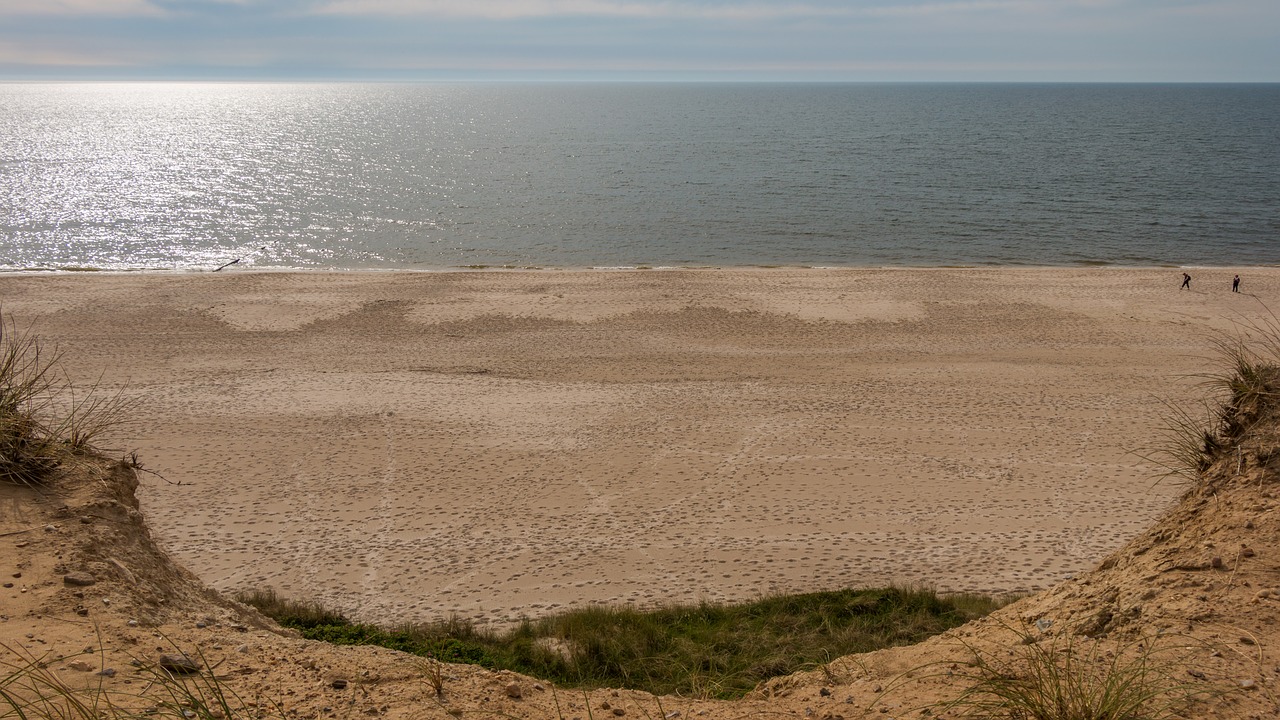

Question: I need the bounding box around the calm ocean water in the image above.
[1,82,1277,271]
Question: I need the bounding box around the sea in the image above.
[1,82,1277,271]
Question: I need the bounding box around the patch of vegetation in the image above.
[239,585,1004,699]
[0,312,132,486]
[1145,315,1280,486]
[0,639,278,720]
[236,588,499,665]
[933,623,1219,720]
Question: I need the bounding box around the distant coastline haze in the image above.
[0,1,1276,83]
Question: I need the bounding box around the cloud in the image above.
[304,0,1149,21]
[0,0,1274,81]
[302,0,1280,27]
[308,0,1040,20]
[7,0,1270,27]
[0,0,164,16]
[0,0,297,18]
[312,0,796,20]
[0,40,131,66]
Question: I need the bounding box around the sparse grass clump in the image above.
[0,640,275,720]
[0,311,132,486]
[240,585,1005,699]
[0,641,121,720]
[1148,315,1280,486]
[935,624,1217,720]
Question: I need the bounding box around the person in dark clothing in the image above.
[1181,273,1191,290]
[1233,275,1241,293]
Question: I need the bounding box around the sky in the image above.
[0,1,1277,82]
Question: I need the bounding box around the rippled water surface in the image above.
[2,82,1278,270]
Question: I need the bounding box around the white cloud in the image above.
[311,0,864,20]
[0,38,141,65]
[307,0,1119,21]
[0,0,1273,80]
[0,0,164,16]
[313,0,783,19]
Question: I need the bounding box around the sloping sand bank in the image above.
[2,267,1274,626]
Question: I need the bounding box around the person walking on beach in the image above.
[1181,273,1191,290]
[1233,275,1241,293]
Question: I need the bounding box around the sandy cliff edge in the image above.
[6,370,1280,719]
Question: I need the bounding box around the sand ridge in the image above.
[2,266,1275,627]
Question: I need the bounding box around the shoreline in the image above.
[3,267,1276,626]
[3,262,1278,277]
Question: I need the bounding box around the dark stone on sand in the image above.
[63,571,97,586]
[159,654,202,674]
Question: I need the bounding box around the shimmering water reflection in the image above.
[2,83,1278,270]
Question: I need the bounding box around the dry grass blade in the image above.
[1138,399,1222,486]
[50,375,138,451]
[0,641,121,720]
[1141,310,1280,488]
[414,655,448,698]
[935,623,1221,720]
[136,643,274,720]
[0,637,289,720]
[0,310,135,487]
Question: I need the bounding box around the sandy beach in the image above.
[2,266,1275,627]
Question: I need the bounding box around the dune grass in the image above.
[0,641,120,720]
[1144,315,1280,487]
[239,585,1004,699]
[0,640,278,720]
[932,623,1219,720]
[0,311,133,486]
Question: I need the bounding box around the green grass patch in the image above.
[239,586,1004,699]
